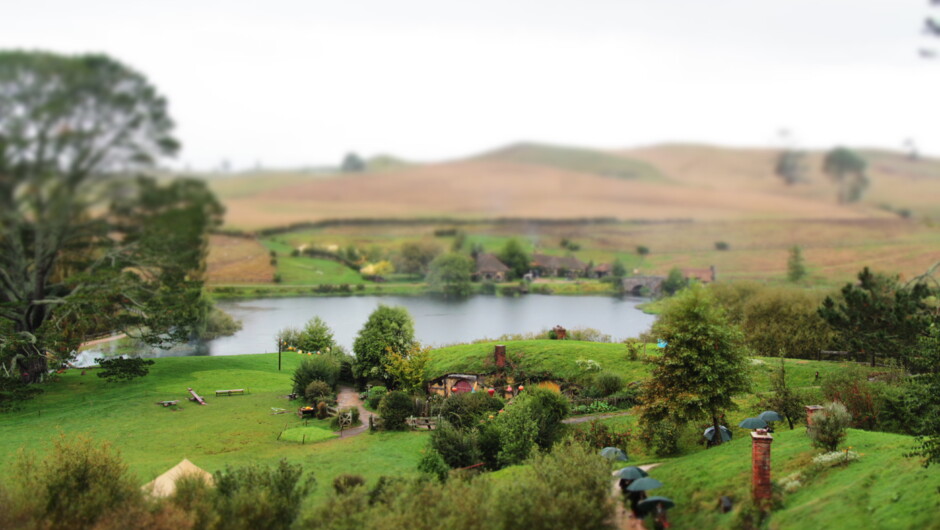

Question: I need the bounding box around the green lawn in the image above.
[0,354,426,501]
[648,428,940,529]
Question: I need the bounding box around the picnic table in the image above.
[156,400,179,407]
[215,389,245,397]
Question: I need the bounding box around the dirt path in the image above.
[563,411,632,424]
[80,333,126,348]
[610,463,662,530]
[332,385,373,437]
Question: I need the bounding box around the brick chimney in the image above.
[751,431,773,507]
[494,345,506,370]
[805,405,823,426]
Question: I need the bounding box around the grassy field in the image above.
[648,428,940,529]
[0,354,426,502]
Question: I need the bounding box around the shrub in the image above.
[305,380,332,403]
[479,281,497,295]
[572,419,632,451]
[592,372,623,397]
[292,355,341,395]
[213,459,315,530]
[417,448,450,482]
[638,414,684,456]
[353,305,415,383]
[200,306,243,340]
[507,388,569,450]
[0,376,43,411]
[296,316,335,353]
[316,401,330,420]
[808,402,852,452]
[822,366,880,430]
[812,450,860,468]
[378,390,414,430]
[95,356,155,382]
[332,474,366,495]
[636,245,650,256]
[715,241,730,251]
[366,386,387,409]
[438,391,503,430]
[427,422,481,469]
[273,274,282,283]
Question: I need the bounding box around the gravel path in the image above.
[332,385,373,437]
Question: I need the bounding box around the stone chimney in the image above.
[494,345,506,370]
[805,405,823,426]
[751,431,774,507]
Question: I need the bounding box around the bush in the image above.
[305,380,332,403]
[513,388,570,450]
[636,245,650,256]
[316,401,330,420]
[638,414,684,456]
[715,241,730,251]
[438,391,503,430]
[200,306,243,340]
[213,459,315,530]
[95,356,155,382]
[378,390,414,430]
[427,422,481,469]
[592,372,623,397]
[0,376,43,411]
[479,281,497,295]
[295,316,335,353]
[808,401,852,452]
[821,366,880,430]
[332,474,366,495]
[572,419,632,451]
[12,434,143,529]
[417,448,450,481]
[292,355,341,395]
[366,385,387,409]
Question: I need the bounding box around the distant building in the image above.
[531,253,588,278]
[475,253,510,281]
[590,263,613,279]
[683,265,717,283]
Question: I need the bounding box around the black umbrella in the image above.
[626,477,663,492]
[614,466,649,480]
[759,410,784,423]
[600,447,629,461]
[738,417,769,430]
[636,496,676,518]
[704,425,731,442]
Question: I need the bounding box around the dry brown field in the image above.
[205,235,274,284]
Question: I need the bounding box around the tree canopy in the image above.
[640,285,750,448]
[425,252,475,297]
[0,51,222,382]
[823,147,869,203]
[498,238,530,279]
[352,305,415,383]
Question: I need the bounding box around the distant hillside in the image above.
[475,142,666,182]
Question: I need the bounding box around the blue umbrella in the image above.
[614,466,649,480]
[759,411,784,423]
[600,447,629,461]
[704,425,731,442]
[739,417,769,430]
[627,477,663,492]
[636,496,676,518]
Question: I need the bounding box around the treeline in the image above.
[0,435,614,530]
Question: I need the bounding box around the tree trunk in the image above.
[23,354,48,384]
[712,414,723,447]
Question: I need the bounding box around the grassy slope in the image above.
[475,142,667,182]
[649,428,940,529]
[0,354,426,501]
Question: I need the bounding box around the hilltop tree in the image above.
[353,305,415,383]
[640,285,750,448]
[823,147,869,203]
[498,238,530,279]
[426,252,475,297]
[340,152,366,172]
[787,245,807,282]
[396,241,441,276]
[775,149,807,185]
[0,51,222,383]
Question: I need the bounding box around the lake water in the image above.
[76,295,656,363]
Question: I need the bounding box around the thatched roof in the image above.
[143,458,213,497]
[476,253,510,273]
[532,253,587,271]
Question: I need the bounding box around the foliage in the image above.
[498,238,530,279]
[212,459,315,530]
[571,419,632,451]
[340,152,366,172]
[640,284,750,447]
[292,355,341,394]
[200,306,243,340]
[332,474,366,494]
[572,400,616,414]
[714,241,730,251]
[427,422,481,469]
[636,245,650,256]
[787,245,808,282]
[353,305,416,383]
[438,391,503,430]
[366,385,387,409]
[378,390,414,431]
[0,376,43,411]
[575,358,602,372]
[637,414,684,456]
[425,252,475,297]
[10,434,143,530]
[330,407,361,429]
[661,267,688,296]
[493,404,539,467]
[592,372,624,397]
[775,149,807,185]
[508,388,570,450]
[395,241,441,276]
[819,267,935,371]
[294,316,336,353]
[808,402,852,452]
[756,358,805,429]
[0,51,223,383]
[416,447,451,481]
[304,380,332,403]
[710,281,835,359]
[611,258,627,279]
[823,147,869,203]
[813,449,861,468]
[821,366,881,430]
[95,356,156,382]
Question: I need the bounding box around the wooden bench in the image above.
[156,400,179,407]
[215,389,245,397]
[405,416,439,430]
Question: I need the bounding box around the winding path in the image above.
[332,385,373,437]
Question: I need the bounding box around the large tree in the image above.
[425,252,474,297]
[498,238,530,280]
[823,147,869,204]
[352,305,415,383]
[640,284,750,447]
[0,51,222,382]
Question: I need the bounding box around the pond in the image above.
[77,295,656,363]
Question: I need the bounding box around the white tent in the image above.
[143,458,213,497]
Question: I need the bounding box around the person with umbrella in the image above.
[637,496,675,529]
[626,476,663,518]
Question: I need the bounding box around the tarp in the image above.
[143,458,213,497]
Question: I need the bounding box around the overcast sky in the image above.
[3,0,939,169]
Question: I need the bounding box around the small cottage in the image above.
[475,253,510,282]
[428,373,483,397]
